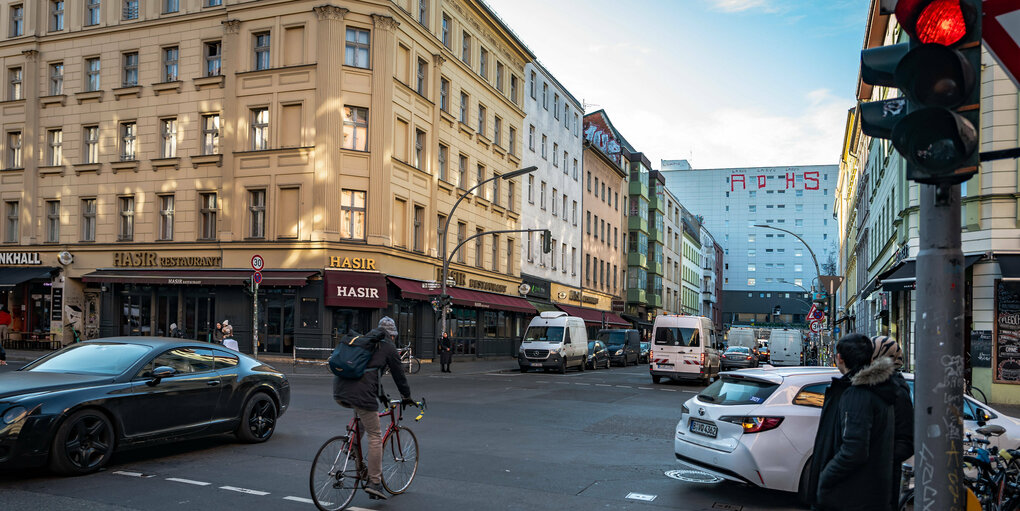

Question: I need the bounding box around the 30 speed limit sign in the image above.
[809,321,822,334]
[251,254,265,271]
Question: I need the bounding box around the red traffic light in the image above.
[896,0,974,46]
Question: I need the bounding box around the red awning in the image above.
[388,276,536,314]
[82,269,318,287]
[555,304,629,326]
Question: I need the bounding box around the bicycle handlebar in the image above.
[388,397,427,421]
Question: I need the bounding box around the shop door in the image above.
[120,293,152,336]
[184,296,216,342]
[262,295,294,354]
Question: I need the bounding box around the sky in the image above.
[484,0,871,169]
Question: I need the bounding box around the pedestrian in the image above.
[0,340,6,365]
[0,305,11,345]
[438,332,453,373]
[871,335,914,510]
[212,322,223,344]
[221,321,238,351]
[807,332,899,511]
[333,316,415,500]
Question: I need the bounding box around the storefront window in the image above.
[301,297,319,328]
[483,311,498,337]
[452,307,476,354]
[121,291,152,336]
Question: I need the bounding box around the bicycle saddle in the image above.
[976,425,1006,437]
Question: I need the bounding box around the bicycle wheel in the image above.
[409,358,421,375]
[968,384,988,405]
[309,436,362,511]
[381,426,419,494]
[898,488,913,511]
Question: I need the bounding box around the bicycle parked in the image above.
[383,347,421,375]
[309,398,426,511]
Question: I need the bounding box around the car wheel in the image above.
[652,375,661,384]
[50,409,115,475]
[559,360,567,374]
[797,457,812,505]
[579,358,585,372]
[605,358,611,369]
[520,367,528,373]
[235,392,277,443]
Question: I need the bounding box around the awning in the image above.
[880,255,983,291]
[324,270,387,308]
[388,276,537,314]
[0,267,57,287]
[622,313,652,329]
[528,300,560,313]
[999,254,1020,279]
[82,269,318,287]
[555,304,629,327]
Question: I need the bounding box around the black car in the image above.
[586,340,611,370]
[639,342,651,364]
[0,337,290,475]
[720,346,759,370]
[596,329,640,366]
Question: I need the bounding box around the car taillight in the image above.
[721,354,727,358]
[746,356,752,360]
[720,416,784,434]
[700,352,706,366]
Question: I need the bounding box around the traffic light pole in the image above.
[915,182,965,510]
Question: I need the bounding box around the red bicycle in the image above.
[309,398,426,511]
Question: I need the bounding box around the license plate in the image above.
[657,363,674,368]
[689,419,718,438]
[531,363,543,367]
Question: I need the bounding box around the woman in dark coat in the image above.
[439,332,453,373]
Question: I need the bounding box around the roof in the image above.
[82,337,210,348]
[721,365,839,384]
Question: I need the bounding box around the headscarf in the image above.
[870,335,903,369]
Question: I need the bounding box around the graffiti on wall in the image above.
[730,171,821,192]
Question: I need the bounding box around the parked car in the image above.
[639,342,651,364]
[720,346,758,370]
[586,340,611,370]
[518,311,589,373]
[597,329,640,366]
[673,367,1018,501]
[649,315,721,384]
[757,341,770,363]
[0,338,290,474]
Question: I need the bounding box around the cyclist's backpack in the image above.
[328,333,378,379]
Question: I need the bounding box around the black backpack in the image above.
[328,332,379,379]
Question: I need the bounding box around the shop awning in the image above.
[528,300,560,313]
[388,276,537,314]
[879,255,983,292]
[82,269,319,287]
[388,276,439,301]
[998,254,1020,280]
[0,267,57,287]
[555,304,629,327]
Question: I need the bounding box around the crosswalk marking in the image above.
[220,486,270,496]
[166,477,211,486]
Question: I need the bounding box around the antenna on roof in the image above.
[582,99,599,113]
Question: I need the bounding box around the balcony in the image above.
[648,227,664,244]
[627,288,647,304]
[627,252,648,268]
[628,216,647,233]
[649,194,665,212]
[647,260,663,276]
[628,179,648,197]
[646,293,662,308]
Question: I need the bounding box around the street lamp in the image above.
[439,166,538,339]
[753,224,821,291]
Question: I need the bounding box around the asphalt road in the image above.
[0,362,806,511]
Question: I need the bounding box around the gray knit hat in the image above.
[378,316,398,338]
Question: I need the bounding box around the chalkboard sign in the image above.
[972,330,992,368]
[994,280,1020,383]
[51,287,63,323]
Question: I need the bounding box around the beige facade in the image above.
[581,141,625,304]
[0,0,535,346]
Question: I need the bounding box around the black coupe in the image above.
[0,337,290,475]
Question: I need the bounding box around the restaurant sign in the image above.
[113,252,222,268]
[324,270,387,308]
[329,256,377,270]
[0,252,42,265]
[437,268,508,294]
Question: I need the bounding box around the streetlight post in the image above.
[753,224,821,291]
[439,166,537,339]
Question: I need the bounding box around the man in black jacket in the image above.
[333,316,414,500]
[807,333,899,511]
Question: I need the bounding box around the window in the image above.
[496,62,504,92]
[748,205,756,213]
[477,104,486,135]
[474,228,484,267]
[459,92,468,123]
[164,0,178,13]
[45,201,60,243]
[554,94,560,119]
[414,129,426,170]
[461,32,471,64]
[81,198,95,241]
[493,117,501,147]
[47,129,62,166]
[123,0,138,19]
[199,193,217,240]
[417,0,428,26]
[572,201,577,226]
[249,189,266,238]
[492,234,500,271]
[345,28,370,68]
[118,196,134,241]
[748,264,756,272]
[413,204,424,252]
[796,190,803,197]
[458,154,467,189]
[509,126,516,154]
[205,41,222,76]
[160,118,177,158]
[440,77,449,111]
[542,82,548,109]
[158,195,174,240]
[562,195,568,221]
[416,57,427,96]
[438,144,448,181]
[541,135,547,159]
[441,13,450,48]
[574,159,578,180]
[86,0,100,25]
[551,187,557,216]
[510,74,518,104]
[202,114,220,154]
[529,70,536,99]
[251,107,269,150]
[5,131,21,169]
[83,57,101,91]
[553,143,558,166]
[795,264,803,272]
[748,278,756,286]
[10,4,24,36]
[49,62,63,95]
[51,0,65,31]
[341,190,366,240]
[476,164,485,197]
[527,175,534,203]
[528,125,535,151]
[493,174,501,206]
[7,67,21,100]
[342,106,368,151]
[457,222,466,263]
[795,248,803,257]
[540,181,546,210]
[83,126,99,163]
[117,122,136,161]
[3,201,17,242]
[508,181,515,211]
[254,32,271,70]
[507,238,514,275]
[122,52,138,86]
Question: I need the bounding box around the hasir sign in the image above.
[324,270,387,308]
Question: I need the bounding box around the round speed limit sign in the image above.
[251,254,265,271]
[809,321,822,333]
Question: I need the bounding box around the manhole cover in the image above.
[665,469,724,484]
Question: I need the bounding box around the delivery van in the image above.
[768,328,803,366]
[726,327,757,350]
[649,315,721,384]
[518,311,589,373]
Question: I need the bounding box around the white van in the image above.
[768,328,803,366]
[726,327,757,350]
[518,311,589,373]
[649,315,721,384]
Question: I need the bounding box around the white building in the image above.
[701,226,719,321]
[519,61,583,299]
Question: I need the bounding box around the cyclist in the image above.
[333,316,413,500]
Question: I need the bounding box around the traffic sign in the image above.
[984,0,1020,90]
[809,321,822,334]
[811,309,824,321]
[253,271,263,285]
[251,254,265,271]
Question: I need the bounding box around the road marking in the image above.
[638,387,654,390]
[574,382,590,385]
[112,471,155,478]
[626,492,657,501]
[557,382,571,384]
[220,486,270,496]
[659,388,678,392]
[283,496,317,504]
[615,385,632,388]
[166,477,211,486]
[682,390,698,393]
[595,383,612,387]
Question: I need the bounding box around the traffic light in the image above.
[859,0,981,185]
[541,229,551,254]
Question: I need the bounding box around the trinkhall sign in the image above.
[0,252,42,265]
